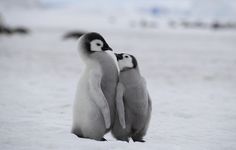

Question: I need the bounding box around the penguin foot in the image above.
[132,139,145,143]
[100,138,107,141]
[75,134,84,139]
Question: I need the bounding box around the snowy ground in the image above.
[1,26,236,149]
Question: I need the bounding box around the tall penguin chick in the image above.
[72,32,119,141]
[112,53,152,142]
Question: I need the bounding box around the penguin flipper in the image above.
[89,71,111,129]
[116,82,126,129]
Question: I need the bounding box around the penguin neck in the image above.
[119,67,142,87]
[86,52,119,75]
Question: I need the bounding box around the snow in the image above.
[1,27,236,149]
[1,1,236,149]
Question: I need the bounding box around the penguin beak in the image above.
[115,53,123,60]
[105,50,120,74]
[102,45,113,51]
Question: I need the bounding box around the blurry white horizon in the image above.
[1,0,236,31]
[1,0,236,19]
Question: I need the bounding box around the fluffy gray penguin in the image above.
[72,32,119,141]
[112,53,152,142]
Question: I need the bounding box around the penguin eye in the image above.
[96,43,101,46]
[124,55,129,58]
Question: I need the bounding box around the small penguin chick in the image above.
[112,53,152,142]
[72,32,119,141]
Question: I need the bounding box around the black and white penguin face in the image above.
[90,39,104,52]
[78,32,120,73]
[115,53,137,71]
[81,32,112,53]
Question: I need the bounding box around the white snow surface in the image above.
[1,10,236,150]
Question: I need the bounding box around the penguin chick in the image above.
[112,53,152,142]
[72,32,119,141]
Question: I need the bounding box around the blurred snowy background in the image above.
[0,0,236,150]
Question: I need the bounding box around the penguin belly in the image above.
[72,75,107,140]
[124,86,149,133]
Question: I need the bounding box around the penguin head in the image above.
[115,53,138,71]
[78,32,120,73]
[79,32,112,54]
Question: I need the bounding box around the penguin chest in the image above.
[124,86,149,116]
[75,79,99,114]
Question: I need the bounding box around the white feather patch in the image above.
[90,39,103,52]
